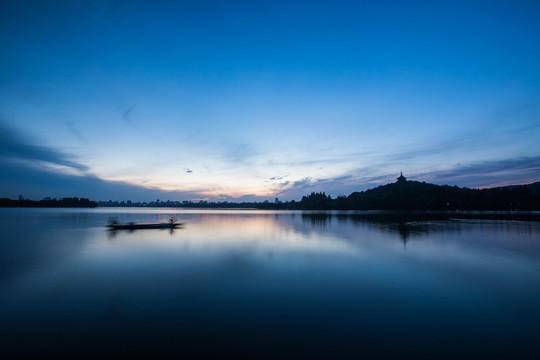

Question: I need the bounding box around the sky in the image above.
[1,0,540,202]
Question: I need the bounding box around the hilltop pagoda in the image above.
[396,172,407,183]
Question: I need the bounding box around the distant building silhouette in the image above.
[396,172,407,183]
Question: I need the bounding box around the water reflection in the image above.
[301,213,432,245]
[299,212,540,251]
[0,209,539,358]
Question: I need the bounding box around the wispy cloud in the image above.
[64,121,87,143]
[0,121,210,201]
[0,122,89,172]
[222,142,259,165]
[422,157,540,188]
[274,176,362,199]
[122,106,134,124]
[0,155,209,201]
[272,155,540,199]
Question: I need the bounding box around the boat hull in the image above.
[107,223,182,230]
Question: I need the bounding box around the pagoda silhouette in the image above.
[396,171,407,183]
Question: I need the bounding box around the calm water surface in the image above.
[1,208,539,358]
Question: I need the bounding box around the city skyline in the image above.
[1,0,540,202]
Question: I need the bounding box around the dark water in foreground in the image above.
[1,208,539,358]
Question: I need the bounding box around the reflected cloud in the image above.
[220,252,259,277]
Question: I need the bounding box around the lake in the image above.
[1,208,539,358]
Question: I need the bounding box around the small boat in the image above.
[107,218,182,230]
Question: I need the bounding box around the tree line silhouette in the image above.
[2,178,538,210]
[257,179,540,210]
[0,197,98,208]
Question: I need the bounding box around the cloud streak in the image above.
[0,121,207,201]
[273,156,540,200]
[0,123,89,172]
[422,157,540,188]
[0,156,210,202]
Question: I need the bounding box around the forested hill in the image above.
[261,180,540,211]
[519,181,540,197]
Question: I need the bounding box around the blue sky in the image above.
[1,0,540,201]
